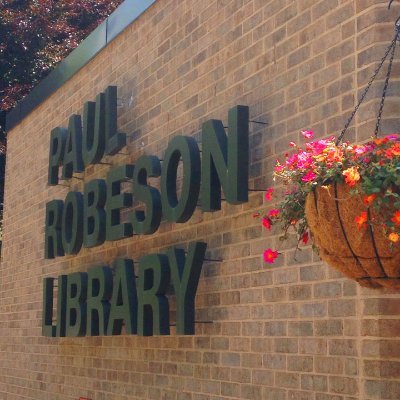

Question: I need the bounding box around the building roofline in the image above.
[6,0,157,132]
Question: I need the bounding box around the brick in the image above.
[275,338,299,354]
[262,387,288,400]
[301,374,328,392]
[313,282,342,298]
[329,340,358,356]
[288,322,314,337]
[315,357,343,375]
[344,358,359,376]
[252,369,274,385]
[241,384,263,400]
[221,352,240,367]
[364,380,400,399]
[275,372,300,389]
[299,302,327,318]
[300,265,326,281]
[328,299,356,317]
[263,354,286,370]
[231,367,251,383]
[361,319,400,338]
[264,321,287,336]
[299,338,327,355]
[329,376,358,395]
[242,353,263,368]
[315,320,343,336]
[287,355,313,372]
[263,287,287,302]
[363,360,400,379]
[289,285,312,301]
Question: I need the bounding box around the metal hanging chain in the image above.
[335,31,399,145]
[374,37,397,137]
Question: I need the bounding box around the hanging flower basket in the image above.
[261,132,400,289]
[305,183,400,289]
[260,14,400,289]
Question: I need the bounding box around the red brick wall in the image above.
[1,0,399,399]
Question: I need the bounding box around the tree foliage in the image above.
[0,0,123,215]
[0,0,123,112]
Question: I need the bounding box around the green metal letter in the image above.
[42,278,56,337]
[62,114,84,179]
[45,200,65,259]
[48,127,67,185]
[65,272,88,337]
[137,254,170,336]
[83,179,106,248]
[82,92,106,166]
[106,165,134,241]
[86,266,113,336]
[107,259,138,335]
[161,136,201,222]
[61,192,83,255]
[201,105,249,211]
[131,155,162,234]
[167,242,206,335]
[56,275,68,337]
[104,86,126,156]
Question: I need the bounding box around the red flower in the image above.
[301,231,309,244]
[363,194,376,206]
[262,217,272,230]
[265,188,274,201]
[355,212,368,229]
[263,249,279,264]
[391,211,400,226]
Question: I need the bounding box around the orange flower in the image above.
[326,148,343,163]
[355,212,368,229]
[363,194,376,206]
[374,137,389,146]
[390,143,400,156]
[343,166,360,187]
[391,211,400,226]
[388,232,399,243]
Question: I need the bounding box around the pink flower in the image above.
[265,188,274,201]
[286,153,299,169]
[269,209,280,218]
[306,138,333,155]
[301,171,317,182]
[274,163,284,173]
[301,130,314,139]
[385,134,398,141]
[262,217,272,230]
[297,151,313,169]
[263,249,279,264]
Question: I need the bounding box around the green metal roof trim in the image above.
[6,0,157,132]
